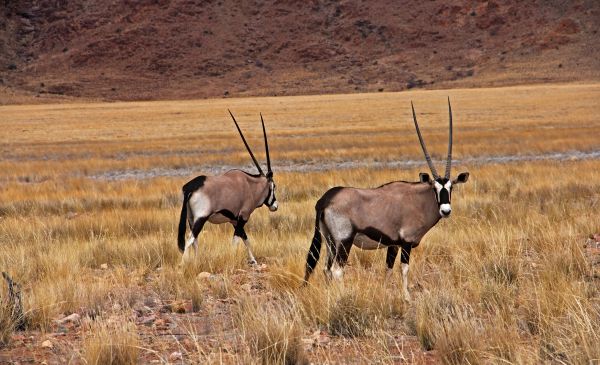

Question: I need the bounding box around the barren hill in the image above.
[1,0,599,102]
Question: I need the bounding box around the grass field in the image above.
[0,83,599,364]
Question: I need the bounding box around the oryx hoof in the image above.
[248,259,258,266]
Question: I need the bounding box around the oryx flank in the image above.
[178,111,278,264]
[303,98,469,300]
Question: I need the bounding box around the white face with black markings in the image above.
[433,179,453,218]
[421,172,469,218]
[266,180,278,211]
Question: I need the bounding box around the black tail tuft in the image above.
[304,212,323,282]
[177,191,190,253]
[178,176,206,253]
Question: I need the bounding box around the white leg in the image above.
[242,238,257,266]
[331,263,344,280]
[401,263,411,301]
[231,235,241,247]
[180,234,197,265]
[192,239,198,257]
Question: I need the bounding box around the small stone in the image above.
[139,314,156,326]
[257,263,268,272]
[317,334,330,345]
[197,272,212,280]
[171,301,187,313]
[155,318,167,327]
[169,351,183,361]
[55,313,80,325]
[41,339,53,349]
[100,263,108,270]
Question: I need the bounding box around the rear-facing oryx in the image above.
[178,111,278,264]
[304,99,469,300]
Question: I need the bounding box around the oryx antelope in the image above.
[178,111,278,264]
[303,99,469,300]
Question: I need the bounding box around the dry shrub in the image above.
[410,290,458,350]
[0,296,16,347]
[481,254,520,286]
[328,289,377,337]
[237,300,307,365]
[538,298,600,364]
[268,257,305,293]
[435,317,483,365]
[181,280,204,312]
[411,290,484,362]
[83,318,140,365]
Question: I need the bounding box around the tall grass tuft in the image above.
[237,299,308,365]
[83,318,140,365]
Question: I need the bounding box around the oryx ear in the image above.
[419,173,431,183]
[453,172,469,184]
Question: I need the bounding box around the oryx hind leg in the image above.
[181,216,207,264]
[323,211,354,280]
[331,239,353,280]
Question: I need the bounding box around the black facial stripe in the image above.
[439,188,450,205]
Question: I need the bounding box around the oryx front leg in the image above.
[400,244,412,301]
[385,246,399,281]
[233,219,257,266]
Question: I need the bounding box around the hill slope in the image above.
[1,0,599,101]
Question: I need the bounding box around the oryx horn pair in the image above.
[411,97,453,179]
[228,110,273,178]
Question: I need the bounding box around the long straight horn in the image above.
[260,113,272,176]
[228,110,264,175]
[411,101,439,179]
[445,97,453,179]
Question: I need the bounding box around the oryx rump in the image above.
[303,99,469,300]
[178,112,278,264]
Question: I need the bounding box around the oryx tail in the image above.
[178,176,206,252]
[304,188,341,281]
[304,212,323,281]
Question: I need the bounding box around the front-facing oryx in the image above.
[304,99,469,300]
[178,111,278,264]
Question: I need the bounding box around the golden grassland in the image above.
[0,83,599,364]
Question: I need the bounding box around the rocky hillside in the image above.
[1,0,599,101]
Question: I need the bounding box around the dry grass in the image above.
[237,299,308,365]
[0,84,599,363]
[82,318,140,365]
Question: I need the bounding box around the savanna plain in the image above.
[0,83,599,364]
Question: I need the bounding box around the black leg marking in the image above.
[335,238,354,268]
[233,218,248,240]
[386,246,399,270]
[192,217,208,238]
[400,243,412,264]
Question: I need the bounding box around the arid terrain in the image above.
[1,1,599,363]
[0,84,599,364]
[1,0,599,102]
